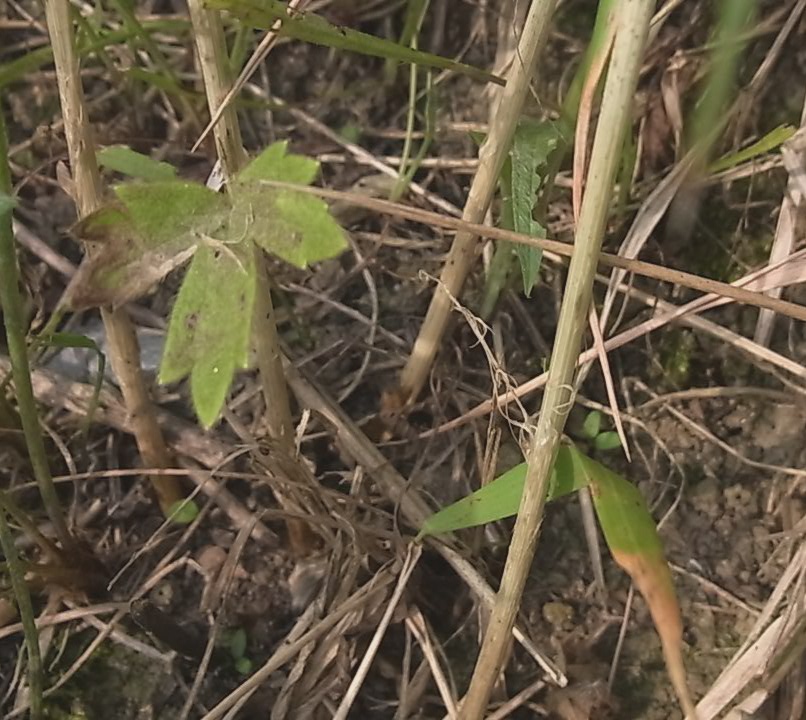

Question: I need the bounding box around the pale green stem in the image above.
[0,506,42,719]
[0,109,73,552]
[460,2,656,716]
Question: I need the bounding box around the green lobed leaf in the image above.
[98,145,177,181]
[237,140,318,184]
[231,142,347,268]
[160,243,256,428]
[232,185,347,268]
[510,120,562,296]
[208,0,504,87]
[68,181,228,309]
[114,181,227,246]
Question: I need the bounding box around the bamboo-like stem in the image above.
[0,110,74,552]
[43,0,182,515]
[397,0,558,404]
[460,2,656,717]
[0,507,42,719]
[186,0,312,555]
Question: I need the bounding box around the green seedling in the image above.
[66,142,346,427]
[222,627,254,675]
[579,409,622,452]
[419,442,695,718]
[166,498,200,525]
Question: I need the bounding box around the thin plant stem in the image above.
[0,110,73,552]
[397,0,559,404]
[43,0,182,515]
[186,0,314,555]
[460,2,656,717]
[186,0,294,450]
[0,507,42,719]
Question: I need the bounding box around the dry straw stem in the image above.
[187,0,295,452]
[187,0,315,554]
[258,181,806,324]
[397,0,559,404]
[42,0,181,514]
[460,2,661,718]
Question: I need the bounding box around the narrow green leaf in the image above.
[160,243,256,428]
[416,446,582,540]
[566,445,695,717]
[98,145,177,181]
[208,0,503,87]
[510,120,562,296]
[708,124,795,174]
[581,410,601,440]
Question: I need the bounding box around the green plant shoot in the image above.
[418,443,695,717]
[67,141,347,427]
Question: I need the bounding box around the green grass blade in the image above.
[416,446,582,539]
[208,0,504,86]
[708,123,795,174]
[566,445,696,718]
[0,21,188,88]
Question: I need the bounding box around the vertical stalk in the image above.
[186,0,312,554]
[0,507,42,719]
[43,0,182,515]
[460,2,656,717]
[186,0,294,450]
[0,109,73,551]
[397,0,558,404]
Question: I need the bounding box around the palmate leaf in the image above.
[67,181,228,309]
[68,142,347,426]
[208,0,503,87]
[418,443,695,716]
[160,243,256,428]
[231,141,347,268]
